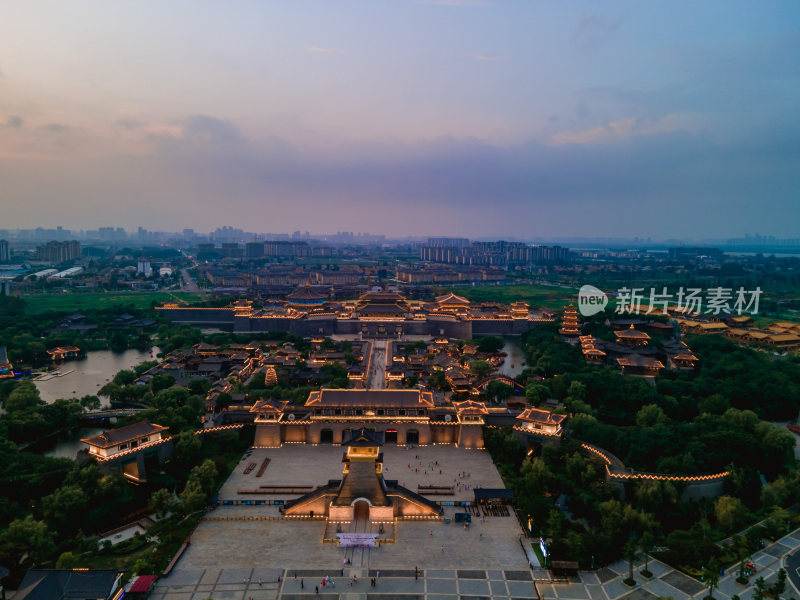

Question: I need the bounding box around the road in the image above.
[366,340,386,389]
[180,267,201,292]
[788,547,800,596]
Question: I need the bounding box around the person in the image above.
[301,579,304,589]
[315,585,319,594]
[376,570,380,579]
[322,578,326,588]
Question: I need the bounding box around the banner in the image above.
[336,533,378,547]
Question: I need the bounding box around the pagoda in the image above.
[558,303,581,338]
[0,346,13,380]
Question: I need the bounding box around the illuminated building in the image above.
[558,303,581,337]
[156,289,555,338]
[0,346,13,379]
[252,389,487,448]
[281,427,442,525]
[81,422,173,482]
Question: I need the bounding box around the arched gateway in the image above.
[282,427,442,524]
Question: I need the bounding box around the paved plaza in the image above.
[152,444,800,600]
[218,444,507,511]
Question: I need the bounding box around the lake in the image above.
[499,337,526,379]
[35,347,160,406]
[43,427,106,460]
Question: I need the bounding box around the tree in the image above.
[636,404,668,427]
[525,383,550,405]
[477,336,505,353]
[702,559,720,599]
[132,557,156,576]
[188,459,218,496]
[188,378,212,395]
[485,380,513,403]
[566,381,586,402]
[1,515,56,565]
[113,369,136,386]
[639,530,655,577]
[150,374,176,394]
[623,538,637,585]
[110,331,128,352]
[79,394,101,411]
[698,394,730,415]
[175,430,202,462]
[714,496,745,532]
[469,360,492,379]
[179,479,207,514]
[56,551,76,569]
[769,568,787,599]
[752,576,767,600]
[41,485,88,531]
[150,488,175,518]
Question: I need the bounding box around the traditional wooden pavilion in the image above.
[614,324,651,347]
[252,389,487,448]
[281,427,442,524]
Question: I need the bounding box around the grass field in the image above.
[438,283,577,308]
[21,291,204,314]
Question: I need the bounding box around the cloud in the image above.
[573,14,622,49]
[307,46,337,54]
[181,115,242,144]
[116,118,142,130]
[2,116,798,239]
[42,123,69,133]
[471,53,499,62]
[6,115,23,128]
[552,114,700,145]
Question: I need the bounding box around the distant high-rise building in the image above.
[221,242,243,259]
[668,247,723,260]
[245,242,265,259]
[35,240,81,263]
[137,258,152,277]
[426,237,470,249]
[0,239,9,263]
[420,241,568,266]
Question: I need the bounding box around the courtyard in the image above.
[151,443,535,598]
[150,444,800,600]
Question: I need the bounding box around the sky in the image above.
[1,1,799,239]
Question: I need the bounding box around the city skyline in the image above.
[1,1,799,238]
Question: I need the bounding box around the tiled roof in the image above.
[81,421,168,448]
[517,408,566,426]
[305,389,435,408]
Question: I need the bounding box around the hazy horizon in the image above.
[2,1,799,238]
